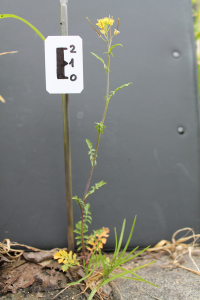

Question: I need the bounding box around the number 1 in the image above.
[69,58,74,67]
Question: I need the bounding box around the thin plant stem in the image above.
[80,38,111,256]
[83,40,110,201]
[85,250,93,265]
[80,210,85,256]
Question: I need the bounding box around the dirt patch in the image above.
[0,283,88,300]
[0,254,112,300]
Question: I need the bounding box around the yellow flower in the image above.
[107,15,114,26]
[96,16,114,34]
[114,29,120,35]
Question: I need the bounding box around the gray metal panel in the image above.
[0,0,199,249]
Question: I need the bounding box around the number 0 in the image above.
[70,74,77,81]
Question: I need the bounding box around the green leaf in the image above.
[95,122,106,134]
[88,218,156,291]
[90,52,107,71]
[110,44,123,52]
[96,181,106,189]
[86,242,102,275]
[113,217,137,265]
[116,219,126,257]
[75,221,82,230]
[87,288,98,300]
[119,274,158,287]
[83,259,86,273]
[62,264,70,272]
[72,196,82,202]
[104,51,113,57]
[67,268,94,285]
[72,196,78,200]
[104,44,122,58]
[107,82,133,103]
[117,216,137,261]
[76,240,82,245]
[86,139,97,166]
[116,246,139,266]
[195,31,200,41]
[85,220,92,225]
[98,249,106,277]
[101,262,156,286]
[84,203,90,212]
[83,203,92,231]
[73,196,84,209]
[86,139,93,150]
[117,246,151,267]
[117,261,157,285]
[113,227,118,260]
[85,181,106,200]
[0,14,45,41]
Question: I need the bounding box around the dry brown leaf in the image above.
[0,255,10,266]
[147,227,200,276]
[36,292,44,298]
[0,263,36,295]
[175,263,200,276]
[0,51,18,56]
[0,261,67,296]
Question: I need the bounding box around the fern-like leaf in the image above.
[83,203,92,225]
[87,228,109,252]
[72,196,85,210]
[85,181,107,200]
[86,139,97,166]
[74,204,93,250]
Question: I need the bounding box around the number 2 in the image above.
[70,45,76,53]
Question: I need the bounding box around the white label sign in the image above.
[44,36,83,94]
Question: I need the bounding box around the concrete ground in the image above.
[112,252,200,300]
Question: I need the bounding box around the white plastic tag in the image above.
[45,36,83,94]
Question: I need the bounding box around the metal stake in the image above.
[60,0,74,252]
